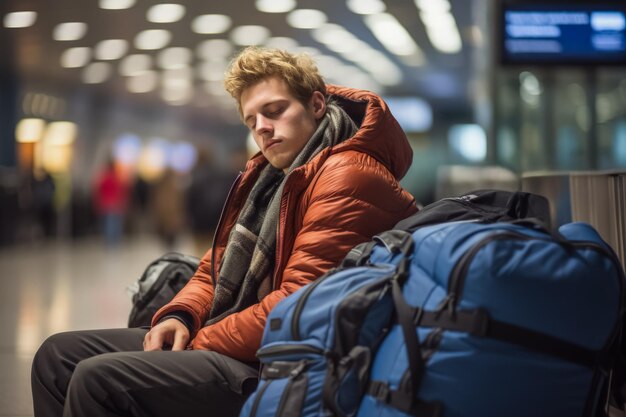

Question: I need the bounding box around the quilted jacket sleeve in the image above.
[189,152,417,361]
[151,250,215,332]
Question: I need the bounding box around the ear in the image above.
[310,91,326,120]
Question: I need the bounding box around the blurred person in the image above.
[186,147,233,255]
[93,158,129,246]
[32,169,56,238]
[151,168,186,249]
[31,46,419,417]
[127,173,151,236]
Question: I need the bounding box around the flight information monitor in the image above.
[499,2,626,65]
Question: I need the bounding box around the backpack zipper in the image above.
[291,264,394,341]
[442,229,623,315]
[291,267,339,341]
[256,344,324,359]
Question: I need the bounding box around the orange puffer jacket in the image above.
[152,85,419,362]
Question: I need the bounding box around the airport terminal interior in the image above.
[0,0,625,415]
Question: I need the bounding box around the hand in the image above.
[143,318,190,351]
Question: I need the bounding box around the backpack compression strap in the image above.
[414,307,605,370]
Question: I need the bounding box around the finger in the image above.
[171,330,188,351]
[144,330,164,351]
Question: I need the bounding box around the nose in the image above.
[254,114,273,136]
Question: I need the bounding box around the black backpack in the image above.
[394,189,552,232]
[127,252,200,328]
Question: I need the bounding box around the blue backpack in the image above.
[357,221,624,417]
[239,192,625,417]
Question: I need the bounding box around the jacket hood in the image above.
[327,84,413,180]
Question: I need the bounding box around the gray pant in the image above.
[31,328,258,417]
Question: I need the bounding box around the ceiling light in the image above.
[161,87,193,105]
[196,39,233,61]
[127,71,158,93]
[256,0,296,13]
[53,22,87,41]
[95,39,128,60]
[363,13,425,61]
[205,81,228,96]
[158,47,192,70]
[325,38,366,53]
[295,46,321,56]
[147,3,185,23]
[287,9,327,29]
[415,0,450,14]
[43,122,78,146]
[420,11,462,53]
[197,61,227,82]
[60,47,92,68]
[99,0,136,10]
[312,24,356,45]
[135,29,171,50]
[230,25,271,45]
[119,54,152,76]
[15,118,46,143]
[191,14,232,34]
[346,0,386,15]
[162,68,193,90]
[82,62,111,84]
[3,11,37,28]
[265,37,299,51]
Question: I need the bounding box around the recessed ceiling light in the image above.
[415,0,450,13]
[157,47,192,70]
[15,118,46,143]
[135,29,171,50]
[53,22,88,41]
[161,87,193,105]
[82,62,112,84]
[99,0,136,10]
[95,39,128,60]
[197,61,227,81]
[196,39,233,61]
[162,68,193,90]
[346,0,386,15]
[119,54,152,76]
[60,47,92,68]
[255,0,296,13]
[265,37,299,51]
[312,24,356,45]
[230,25,271,46]
[363,13,425,60]
[191,14,232,34]
[3,11,37,28]
[147,4,185,23]
[44,122,78,146]
[205,81,228,96]
[127,71,158,93]
[287,9,327,29]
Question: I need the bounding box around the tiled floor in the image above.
[0,235,196,417]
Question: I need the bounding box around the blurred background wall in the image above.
[0,0,625,253]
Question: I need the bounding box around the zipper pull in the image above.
[289,361,307,378]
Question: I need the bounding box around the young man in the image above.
[31,46,418,417]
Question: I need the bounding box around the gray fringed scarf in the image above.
[206,100,358,325]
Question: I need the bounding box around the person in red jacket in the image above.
[31,46,418,417]
[94,158,129,246]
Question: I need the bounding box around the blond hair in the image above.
[224,46,326,115]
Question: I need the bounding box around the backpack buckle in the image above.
[369,381,390,402]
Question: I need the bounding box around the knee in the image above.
[70,353,121,395]
[32,332,72,376]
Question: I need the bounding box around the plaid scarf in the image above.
[206,100,358,325]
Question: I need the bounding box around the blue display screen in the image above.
[500,3,626,65]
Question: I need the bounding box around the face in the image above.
[240,76,326,173]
